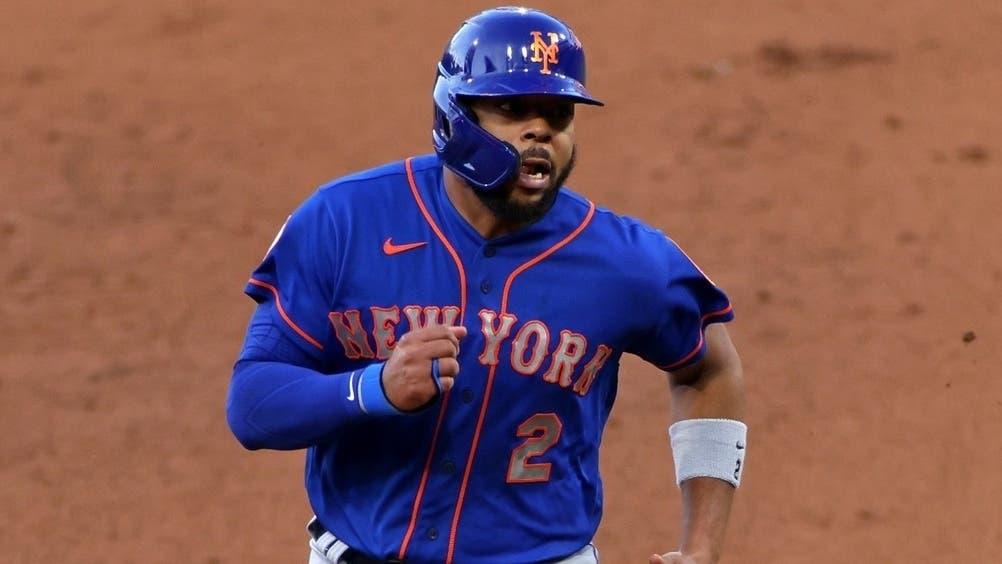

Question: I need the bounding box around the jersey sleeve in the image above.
[628,237,734,371]
[244,190,338,362]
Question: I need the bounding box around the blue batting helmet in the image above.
[432,7,603,191]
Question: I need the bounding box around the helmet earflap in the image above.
[433,76,521,191]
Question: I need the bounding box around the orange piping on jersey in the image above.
[398,157,469,560]
[659,304,734,371]
[403,157,468,325]
[398,392,452,559]
[498,201,595,314]
[445,200,596,564]
[247,278,324,350]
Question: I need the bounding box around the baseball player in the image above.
[226,7,746,564]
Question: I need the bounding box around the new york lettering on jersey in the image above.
[241,155,732,562]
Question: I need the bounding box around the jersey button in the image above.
[426,527,439,540]
[483,246,496,257]
[441,460,456,475]
[480,280,491,294]
[460,388,474,404]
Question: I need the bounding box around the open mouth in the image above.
[517,157,552,189]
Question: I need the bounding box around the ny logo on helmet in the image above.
[529,31,560,74]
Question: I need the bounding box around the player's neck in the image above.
[443,170,523,239]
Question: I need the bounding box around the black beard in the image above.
[474,147,577,226]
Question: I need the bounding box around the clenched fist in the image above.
[381,325,467,411]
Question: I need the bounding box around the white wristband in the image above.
[669,418,747,487]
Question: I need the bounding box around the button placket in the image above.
[460,387,474,404]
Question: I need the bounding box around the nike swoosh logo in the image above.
[347,371,356,401]
[383,238,427,255]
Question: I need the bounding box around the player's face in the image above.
[468,95,577,224]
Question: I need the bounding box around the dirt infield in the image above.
[3,1,1000,562]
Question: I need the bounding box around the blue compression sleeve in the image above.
[226,360,370,450]
[226,306,398,450]
[227,303,439,449]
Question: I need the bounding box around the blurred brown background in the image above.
[2,1,1000,562]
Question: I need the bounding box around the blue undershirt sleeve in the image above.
[225,306,373,451]
[226,360,368,450]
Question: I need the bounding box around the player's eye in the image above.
[496,100,527,117]
[549,104,574,121]
[494,99,573,125]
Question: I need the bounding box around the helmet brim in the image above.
[451,71,604,106]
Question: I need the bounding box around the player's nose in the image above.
[520,115,553,144]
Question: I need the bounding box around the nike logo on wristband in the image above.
[347,371,357,401]
[383,238,427,255]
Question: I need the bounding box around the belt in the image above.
[307,517,403,564]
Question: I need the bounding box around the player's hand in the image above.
[649,551,703,564]
[381,324,467,411]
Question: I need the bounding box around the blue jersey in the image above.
[229,155,733,563]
